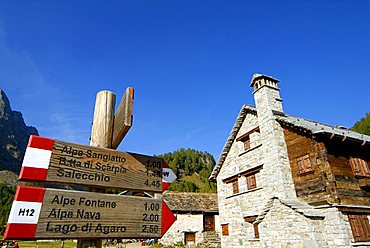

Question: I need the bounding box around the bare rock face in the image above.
[0,89,39,172]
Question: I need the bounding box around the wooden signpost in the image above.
[4,186,176,240]
[19,135,163,193]
[4,89,176,244]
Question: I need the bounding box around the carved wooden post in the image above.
[77,90,116,248]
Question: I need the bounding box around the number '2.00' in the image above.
[143,213,159,222]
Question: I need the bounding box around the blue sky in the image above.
[0,1,369,159]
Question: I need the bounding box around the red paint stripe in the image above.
[162,182,171,192]
[162,159,169,168]
[28,135,54,151]
[4,223,37,239]
[14,186,46,202]
[161,200,176,237]
[19,167,48,181]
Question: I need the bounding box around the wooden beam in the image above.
[112,87,134,149]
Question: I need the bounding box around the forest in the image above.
[157,148,217,193]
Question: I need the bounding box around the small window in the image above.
[223,176,240,195]
[236,127,259,152]
[221,224,229,236]
[243,138,251,150]
[184,232,196,245]
[348,214,370,242]
[232,180,239,194]
[296,154,313,175]
[247,174,257,190]
[349,157,370,177]
[244,216,259,239]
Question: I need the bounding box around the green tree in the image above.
[352,112,370,135]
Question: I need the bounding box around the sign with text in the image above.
[162,161,177,191]
[4,186,175,239]
[19,135,163,193]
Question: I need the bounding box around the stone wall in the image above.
[160,213,220,247]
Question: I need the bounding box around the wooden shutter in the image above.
[232,180,239,194]
[296,154,313,175]
[244,139,251,150]
[253,223,260,239]
[348,214,370,242]
[350,158,370,177]
[221,224,229,236]
[247,174,257,190]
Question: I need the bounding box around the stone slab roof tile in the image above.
[163,191,218,212]
[276,115,370,143]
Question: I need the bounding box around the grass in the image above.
[18,240,77,248]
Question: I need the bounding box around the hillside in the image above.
[157,148,217,193]
[352,112,370,135]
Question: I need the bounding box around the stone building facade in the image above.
[160,192,221,247]
[209,74,370,248]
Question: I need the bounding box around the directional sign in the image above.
[4,186,175,240]
[19,135,163,193]
[112,87,134,149]
[162,161,177,191]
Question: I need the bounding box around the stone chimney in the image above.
[250,74,283,113]
[250,74,296,199]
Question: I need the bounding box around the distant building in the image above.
[209,74,370,248]
[160,191,221,247]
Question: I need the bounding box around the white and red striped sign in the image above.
[4,186,45,239]
[162,160,177,191]
[5,186,175,240]
[19,135,164,193]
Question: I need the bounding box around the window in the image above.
[244,216,259,239]
[246,174,257,190]
[296,154,313,175]
[184,232,196,245]
[236,127,260,152]
[349,157,370,177]
[232,180,239,194]
[221,224,229,236]
[204,215,215,232]
[348,214,370,242]
[223,175,239,195]
[243,137,251,150]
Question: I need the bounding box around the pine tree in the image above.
[352,112,370,135]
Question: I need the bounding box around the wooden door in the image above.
[204,214,215,231]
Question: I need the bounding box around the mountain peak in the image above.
[0,88,12,117]
[0,88,39,172]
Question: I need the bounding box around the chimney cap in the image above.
[250,73,280,87]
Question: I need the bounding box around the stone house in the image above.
[209,74,370,248]
[160,191,221,247]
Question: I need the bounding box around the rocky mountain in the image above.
[0,89,38,172]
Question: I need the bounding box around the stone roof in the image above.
[209,104,370,181]
[253,197,325,225]
[275,115,370,144]
[163,191,218,213]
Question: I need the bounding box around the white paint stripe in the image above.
[7,201,42,224]
[162,168,176,183]
[22,147,52,169]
